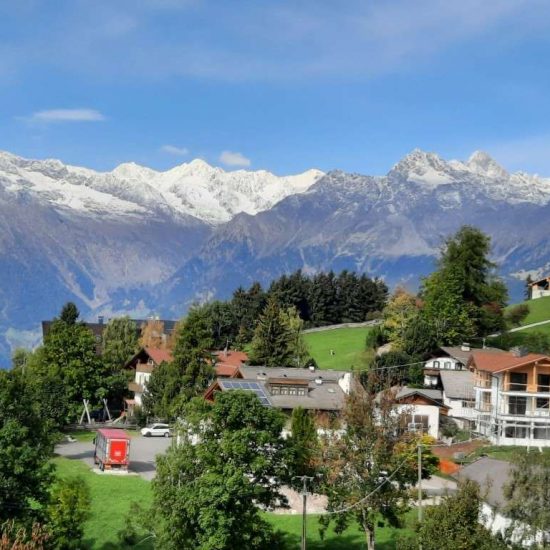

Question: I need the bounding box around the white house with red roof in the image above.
[126,347,174,410]
[469,348,550,446]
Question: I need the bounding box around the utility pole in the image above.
[294,475,314,550]
[417,443,423,523]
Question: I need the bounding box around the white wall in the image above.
[133,371,151,407]
[531,288,550,299]
[443,395,476,420]
[395,403,440,439]
[481,502,546,547]
[424,357,463,370]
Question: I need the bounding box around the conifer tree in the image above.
[249,298,293,367]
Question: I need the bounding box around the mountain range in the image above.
[1,148,549,365]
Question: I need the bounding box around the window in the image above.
[504,422,529,439]
[280,386,289,395]
[270,386,280,395]
[297,388,306,396]
[533,423,550,439]
[289,387,297,396]
[444,361,451,369]
[508,396,527,415]
[462,400,475,408]
[536,397,549,411]
[404,414,429,432]
[433,361,440,369]
[538,374,550,393]
[509,372,528,391]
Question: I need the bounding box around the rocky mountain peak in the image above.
[467,150,509,179]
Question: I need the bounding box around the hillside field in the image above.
[53,456,411,549]
[508,295,550,326]
[303,326,371,370]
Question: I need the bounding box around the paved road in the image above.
[55,435,172,481]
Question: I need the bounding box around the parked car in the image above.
[141,423,171,437]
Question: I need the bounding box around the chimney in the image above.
[308,365,316,372]
[511,346,528,358]
[461,343,471,352]
[98,315,104,325]
[315,376,323,385]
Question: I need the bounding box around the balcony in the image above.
[502,381,550,393]
[128,381,144,393]
[475,403,493,413]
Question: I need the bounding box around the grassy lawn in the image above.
[53,455,413,549]
[466,445,550,463]
[61,429,141,443]
[52,456,153,549]
[304,327,372,370]
[267,512,414,549]
[507,295,550,326]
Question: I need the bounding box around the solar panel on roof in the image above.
[219,379,272,406]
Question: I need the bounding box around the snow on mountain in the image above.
[3,147,550,367]
[0,151,324,224]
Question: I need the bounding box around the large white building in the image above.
[470,349,550,447]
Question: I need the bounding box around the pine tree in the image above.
[249,298,293,367]
[59,302,80,325]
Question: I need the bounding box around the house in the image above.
[456,457,547,545]
[125,347,174,411]
[469,348,550,446]
[391,387,449,439]
[423,345,504,388]
[528,275,550,299]
[204,366,352,430]
[212,350,248,378]
[439,370,476,428]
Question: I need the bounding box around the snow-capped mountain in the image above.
[0,151,324,224]
[1,148,550,366]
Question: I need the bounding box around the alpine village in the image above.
[1,225,549,550]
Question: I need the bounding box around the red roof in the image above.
[470,350,550,373]
[213,350,248,367]
[145,347,173,365]
[215,364,240,377]
[97,428,130,440]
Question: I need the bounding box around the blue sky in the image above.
[2,0,550,176]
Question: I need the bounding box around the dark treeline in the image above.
[200,269,388,348]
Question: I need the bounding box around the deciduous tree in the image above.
[504,451,550,546]
[319,374,419,550]
[47,477,91,550]
[152,392,287,549]
[400,480,505,550]
[0,370,54,523]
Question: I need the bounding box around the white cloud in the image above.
[219,150,251,167]
[27,108,106,123]
[160,144,189,156]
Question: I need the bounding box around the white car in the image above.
[141,423,171,438]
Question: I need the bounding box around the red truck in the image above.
[93,429,131,471]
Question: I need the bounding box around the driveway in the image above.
[55,435,172,481]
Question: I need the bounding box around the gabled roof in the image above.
[238,366,347,382]
[145,347,173,365]
[394,387,448,408]
[204,368,349,412]
[125,347,173,369]
[213,350,248,367]
[440,370,474,400]
[215,364,240,377]
[438,346,504,365]
[455,457,512,508]
[469,350,550,373]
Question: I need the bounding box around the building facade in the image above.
[470,349,550,447]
